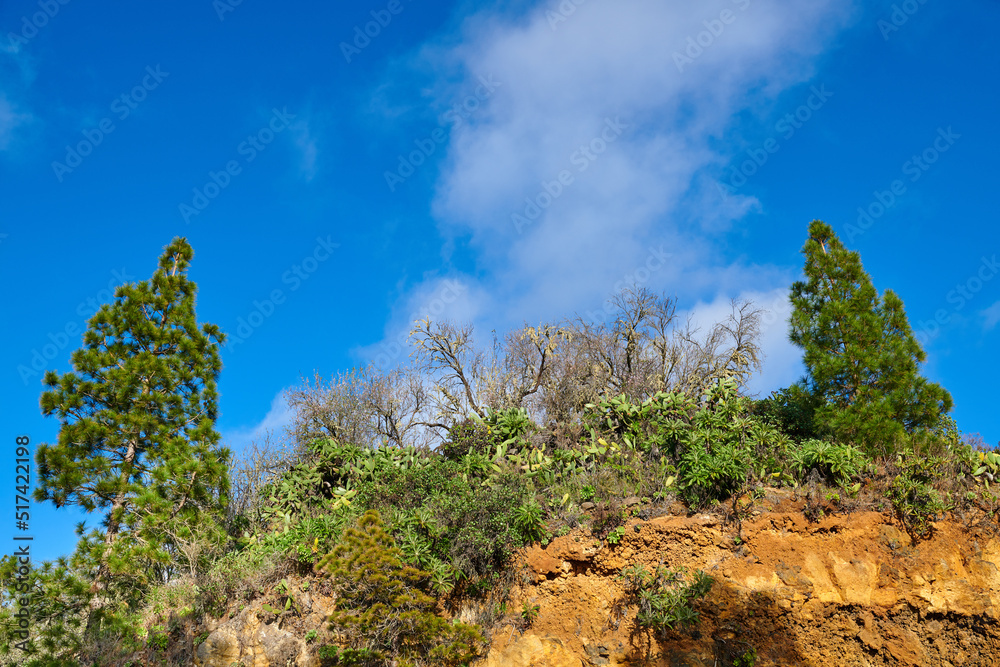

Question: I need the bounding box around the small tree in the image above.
[318,510,483,667]
[34,237,230,625]
[789,221,953,455]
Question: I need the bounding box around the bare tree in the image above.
[282,295,763,452]
[556,287,763,410]
[284,364,441,451]
[409,319,488,420]
[227,431,295,531]
[363,366,437,448]
[285,370,379,449]
[408,319,568,425]
[569,287,677,399]
[667,299,763,396]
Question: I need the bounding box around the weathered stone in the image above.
[858,627,883,650]
[484,635,582,667]
[526,544,564,581]
[885,627,927,666]
[194,607,316,667]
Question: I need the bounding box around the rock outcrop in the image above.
[194,591,333,667]
[190,497,1000,666]
[497,505,1000,666]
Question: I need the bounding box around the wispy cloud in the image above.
[0,94,32,151]
[291,119,318,182]
[982,300,1000,332]
[359,0,854,391]
[220,391,294,455]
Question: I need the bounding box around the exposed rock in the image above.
[194,605,319,667]
[477,512,1000,666]
[483,634,582,667]
[188,511,1000,667]
[526,544,565,582]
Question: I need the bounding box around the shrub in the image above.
[519,602,540,628]
[888,454,947,538]
[590,501,626,540]
[360,461,531,590]
[749,385,821,441]
[430,474,531,585]
[317,510,484,667]
[617,565,713,635]
[442,420,495,462]
[0,556,89,664]
[677,437,751,506]
[197,543,291,617]
[606,526,626,546]
[483,408,534,446]
[789,439,868,487]
[512,501,546,544]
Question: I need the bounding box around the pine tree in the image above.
[789,220,953,455]
[34,237,230,624]
[318,510,483,667]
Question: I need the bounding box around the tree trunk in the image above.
[85,440,137,633]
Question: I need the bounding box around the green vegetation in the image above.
[317,510,482,667]
[2,224,996,666]
[733,646,759,667]
[790,220,953,456]
[519,602,540,628]
[617,564,714,633]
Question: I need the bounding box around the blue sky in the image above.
[2,0,997,562]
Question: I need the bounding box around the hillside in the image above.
[181,493,1000,667]
[4,226,999,667]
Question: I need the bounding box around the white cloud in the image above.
[361,0,852,378]
[0,94,32,151]
[221,391,294,455]
[291,120,318,182]
[982,300,1000,332]
[352,275,490,369]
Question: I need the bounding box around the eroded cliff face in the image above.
[492,500,1000,667]
[193,493,1000,667]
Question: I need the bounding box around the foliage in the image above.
[789,220,953,455]
[519,602,540,628]
[512,501,547,544]
[888,453,947,538]
[750,384,822,441]
[442,420,495,462]
[195,538,291,618]
[618,564,714,634]
[32,237,230,644]
[789,439,869,487]
[17,249,995,661]
[482,407,534,447]
[968,448,1000,489]
[0,555,90,664]
[240,438,440,565]
[377,464,532,591]
[317,510,484,667]
[674,382,760,504]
